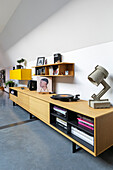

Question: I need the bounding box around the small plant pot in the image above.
[9,83,15,87]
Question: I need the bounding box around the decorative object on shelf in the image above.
[36,57,45,66]
[53,66,59,75]
[17,58,25,69]
[51,94,80,102]
[27,80,37,91]
[37,77,52,93]
[88,65,111,109]
[49,66,53,75]
[45,59,47,65]
[5,80,15,87]
[54,53,62,63]
[65,70,69,75]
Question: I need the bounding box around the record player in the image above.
[51,94,80,102]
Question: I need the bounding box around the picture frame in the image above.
[37,77,52,93]
[54,53,62,63]
[36,57,45,66]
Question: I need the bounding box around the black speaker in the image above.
[27,80,37,91]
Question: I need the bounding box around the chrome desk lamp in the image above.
[88,65,111,109]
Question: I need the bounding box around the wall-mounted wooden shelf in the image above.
[32,62,74,77]
[10,69,32,80]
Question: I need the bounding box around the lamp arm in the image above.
[91,80,111,101]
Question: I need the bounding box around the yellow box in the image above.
[10,69,32,80]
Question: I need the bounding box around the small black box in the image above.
[27,80,37,91]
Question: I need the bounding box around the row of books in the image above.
[49,66,59,75]
[77,114,94,131]
[56,117,94,146]
[56,117,67,129]
[71,126,94,146]
[55,116,94,146]
[53,106,67,117]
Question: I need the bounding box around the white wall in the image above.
[26,41,113,104]
[55,42,113,104]
[1,0,113,68]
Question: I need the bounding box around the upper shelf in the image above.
[32,62,74,77]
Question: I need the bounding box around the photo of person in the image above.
[37,77,52,93]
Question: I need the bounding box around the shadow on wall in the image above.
[0,0,70,51]
[108,75,113,96]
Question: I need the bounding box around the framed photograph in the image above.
[54,53,62,63]
[36,57,45,66]
[37,77,52,93]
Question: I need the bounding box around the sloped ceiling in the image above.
[0,0,70,68]
[0,0,22,68]
[0,0,22,33]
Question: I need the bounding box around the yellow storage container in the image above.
[10,69,32,80]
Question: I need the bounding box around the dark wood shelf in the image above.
[33,62,74,77]
[50,112,67,121]
[51,123,67,135]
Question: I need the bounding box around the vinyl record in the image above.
[51,94,80,102]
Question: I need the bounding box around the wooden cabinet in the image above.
[18,92,30,111]
[29,97,49,124]
[32,62,74,77]
[10,69,31,80]
[9,87,113,157]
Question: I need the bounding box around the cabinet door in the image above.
[10,70,21,80]
[10,94,18,103]
[29,96,49,124]
[18,92,30,111]
[10,69,31,80]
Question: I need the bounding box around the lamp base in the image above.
[89,99,111,109]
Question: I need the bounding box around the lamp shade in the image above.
[88,65,109,86]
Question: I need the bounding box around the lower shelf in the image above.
[51,123,94,152]
[52,123,68,134]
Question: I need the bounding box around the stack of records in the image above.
[71,126,94,146]
[53,106,67,117]
[56,117,67,129]
[77,114,94,131]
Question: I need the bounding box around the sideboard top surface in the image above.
[10,87,113,118]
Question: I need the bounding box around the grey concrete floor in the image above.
[0,92,113,170]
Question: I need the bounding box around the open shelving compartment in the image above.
[32,62,74,77]
[50,103,94,152]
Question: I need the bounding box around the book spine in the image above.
[77,118,94,127]
[78,122,94,130]
[56,117,67,126]
[71,127,93,140]
[53,107,67,115]
[71,129,94,146]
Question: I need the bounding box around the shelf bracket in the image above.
[72,142,81,153]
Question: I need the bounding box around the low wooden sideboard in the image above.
[9,87,113,157]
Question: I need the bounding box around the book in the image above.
[77,114,94,123]
[49,66,53,75]
[78,122,94,130]
[77,118,94,127]
[56,117,67,127]
[71,127,94,146]
[53,106,67,116]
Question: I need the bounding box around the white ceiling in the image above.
[0,0,22,33]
